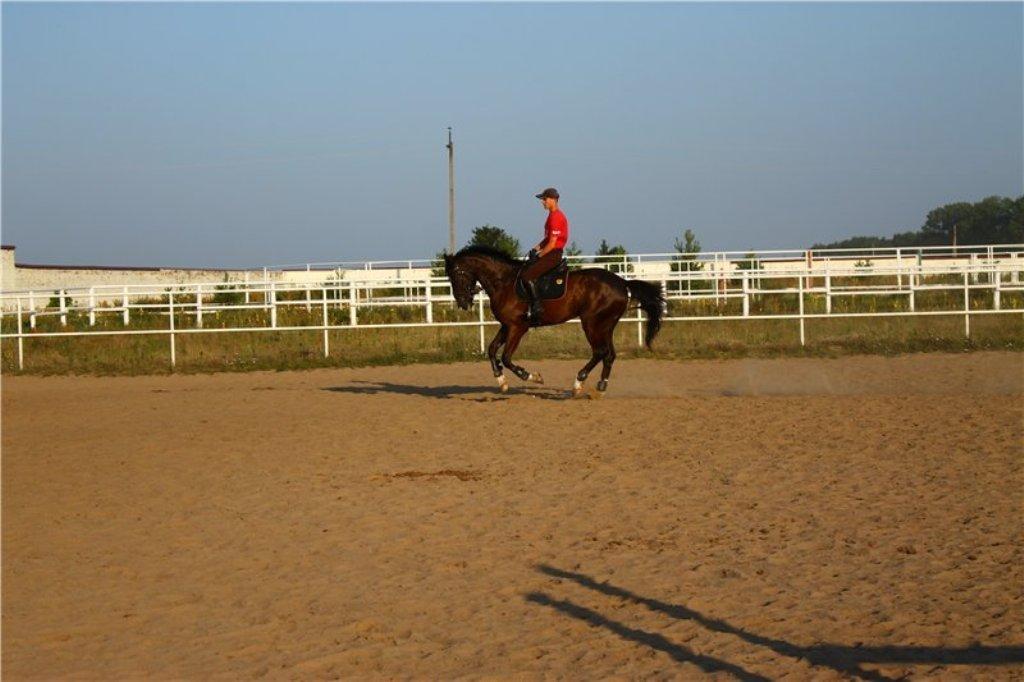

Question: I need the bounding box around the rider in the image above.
[522,187,569,323]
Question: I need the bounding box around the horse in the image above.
[444,245,665,396]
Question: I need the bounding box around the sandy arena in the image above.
[3,352,1022,679]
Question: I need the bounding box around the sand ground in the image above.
[2,352,1023,680]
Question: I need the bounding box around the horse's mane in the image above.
[454,244,522,265]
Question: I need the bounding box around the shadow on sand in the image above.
[322,380,569,401]
[527,564,1024,681]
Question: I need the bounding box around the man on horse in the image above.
[522,187,569,324]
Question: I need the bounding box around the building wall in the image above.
[1,247,16,291]
[13,266,274,292]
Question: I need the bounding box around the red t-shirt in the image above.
[544,210,569,249]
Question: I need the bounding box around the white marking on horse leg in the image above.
[496,375,508,392]
[572,377,586,397]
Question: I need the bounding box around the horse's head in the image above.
[444,253,476,310]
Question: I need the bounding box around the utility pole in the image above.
[447,127,456,254]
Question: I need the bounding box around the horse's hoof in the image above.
[528,373,544,385]
[572,379,585,398]
[496,376,509,393]
[589,390,604,400]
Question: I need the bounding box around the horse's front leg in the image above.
[500,323,543,385]
[488,324,509,392]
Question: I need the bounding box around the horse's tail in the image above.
[625,279,665,349]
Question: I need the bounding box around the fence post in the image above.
[16,298,24,371]
[60,289,67,327]
[963,271,970,338]
[908,272,915,312]
[993,263,1001,311]
[742,272,750,317]
[798,275,806,346]
[169,290,176,367]
[478,294,485,353]
[196,284,204,328]
[713,258,722,304]
[88,287,96,326]
[425,277,433,324]
[270,282,277,328]
[348,280,357,326]
[306,264,312,312]
[28,291,36,329]
[244,272,251,304]
[636,303,643,347]
[322,287,329,358]
[824,273,832,314]
[122,287,130,325]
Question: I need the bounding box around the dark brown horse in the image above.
[444,246,665,396]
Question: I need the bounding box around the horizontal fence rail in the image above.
[2,258,1023,370]
[264,243,1024,273]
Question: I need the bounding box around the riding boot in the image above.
[524,280,542,325]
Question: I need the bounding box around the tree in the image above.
[212,274,244,306]
[671,229,704,292]
[735,252,759,271]
[430,251,447,279]
[947,195,1024,244]
[674,229,701,256]
[920,201,974,245]
[433,224,522,278]
[596,239,627,257]
[468,225,521,258]
[564,241,583,270]
[595,239,629,273]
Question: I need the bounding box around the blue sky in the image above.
[3,2,1021,267]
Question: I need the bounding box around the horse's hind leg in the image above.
[488,324,509,392]
[596,337,617,394]
[500,323,543,385]
[589,313,621,396]
[574,316,609,397]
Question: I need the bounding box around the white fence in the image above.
[2,253,1022,370]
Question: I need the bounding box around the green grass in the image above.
[2,300,1021,376]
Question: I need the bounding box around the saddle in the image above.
[515,258,570,301]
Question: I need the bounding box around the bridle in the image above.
[448,261,480,305]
